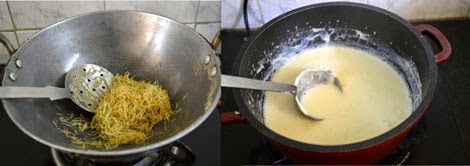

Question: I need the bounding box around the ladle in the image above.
[221,65,342,120]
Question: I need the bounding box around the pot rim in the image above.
[232,2,438,153]
[1,10,221,157]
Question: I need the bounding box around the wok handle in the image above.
[211,30,221,50]
[416,24,452,64]
[221,111,246,124]
[0,33,16,56]
[221,75,296,93]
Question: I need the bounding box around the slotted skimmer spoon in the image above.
[222,65,342,120]
[0,64,113,113]
[0,64,339,119]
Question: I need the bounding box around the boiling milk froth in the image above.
[264,46,411,145]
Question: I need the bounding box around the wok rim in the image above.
[1,10,221,156]
[232,2,438,153]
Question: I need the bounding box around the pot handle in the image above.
[211,30,221,50]
[221,111,246,124]
[0,33,16,56]
[416,24,451,64]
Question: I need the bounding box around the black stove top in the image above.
[221,20,470,165]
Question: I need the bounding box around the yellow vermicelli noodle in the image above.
[92,73,173,149]
[54,72,173,149]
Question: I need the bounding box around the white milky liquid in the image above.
[264,46,411,145]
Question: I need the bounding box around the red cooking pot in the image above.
[224,2,451,164]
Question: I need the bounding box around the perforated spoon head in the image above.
[65,64,114,113]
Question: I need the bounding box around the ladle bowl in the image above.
[221,65,341,120]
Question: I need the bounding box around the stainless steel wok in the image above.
[0,11,221,158]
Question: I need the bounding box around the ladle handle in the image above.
[0,86,70,100]
[221,75,296,93]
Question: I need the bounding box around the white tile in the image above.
[16,30,40,46]
[367,0,470,20]
[221,0,264,29]
[106,1,198,23]
[186,23,195,29]
[0,32,17,64]
[195,23,220,41]
[197,1,221,22]
[258,0,366,23]
[9,1,104,29]
[0,1,13,30]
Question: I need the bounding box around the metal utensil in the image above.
[222,65,341,120]
[0,64,113,113]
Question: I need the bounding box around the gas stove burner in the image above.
[51,141,195,166]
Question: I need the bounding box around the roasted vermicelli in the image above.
[54,72,173,149]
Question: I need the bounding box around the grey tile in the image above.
[0,2,13,30]
[196,23,220,41]
[258,0,366,23]
[368,0,470,20]
[16,30,40,45]
[106,1,198,23]
[197,1,221,22]
[9,1,104,29]
[221,0,264,29]
[0,32,17,64]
